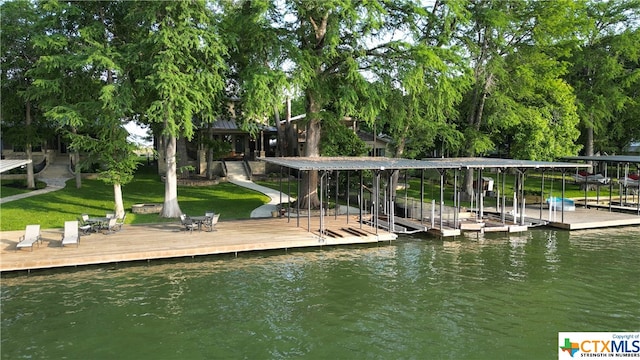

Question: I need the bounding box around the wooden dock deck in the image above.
[545,206,640,230]
[0,217,396,272]
[482,205,640,231]
[398,204,640,235]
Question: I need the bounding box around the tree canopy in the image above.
[2,0,638,212]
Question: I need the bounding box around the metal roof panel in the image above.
[563,155,640,164]
[0,159,32,173]
[261,156,590,171]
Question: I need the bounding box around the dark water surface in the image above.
[2,227,639,359]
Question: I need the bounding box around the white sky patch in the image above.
[124,121,152,146]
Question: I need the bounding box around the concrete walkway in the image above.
[229,177,295,218]
[0,157,73,205]
[224,161,294,218]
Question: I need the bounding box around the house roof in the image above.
[210,119,277,133]
[211,119,238,131]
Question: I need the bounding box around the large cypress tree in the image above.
[456,0,584,195]
[124,1,227,218]
[230,0,440,209]
[26,0,139,217]
[565,0,640,156]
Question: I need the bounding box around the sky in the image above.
[124,122,151,147]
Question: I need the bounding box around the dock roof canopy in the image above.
[261,157,590,171]
[563,155,640,164]
[0,159,32,174]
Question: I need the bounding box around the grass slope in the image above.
[0,165,269,231]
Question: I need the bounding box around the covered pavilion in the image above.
[261,156,591,236]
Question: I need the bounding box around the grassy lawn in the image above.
[0,164,270,231]
[0,179,47,197]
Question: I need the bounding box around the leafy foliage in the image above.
[564,0,640,155]
[2,0,638,211]
[456,0,585,160]
[320,117,368,157]
[127,1,227,138]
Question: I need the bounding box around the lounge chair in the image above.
[180,214,198,233]
[62,221,80,247]
[620,176,640,188]
[573,172,610,185]
[16,224,42,251]
[202,212,220,232]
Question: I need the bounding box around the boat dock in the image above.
[366,201,640,236]
[0,217,396,273]
[259,156,639,237]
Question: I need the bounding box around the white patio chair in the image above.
[115,212,126,230]
[16,224,42,251]
[61,221,79,247]
[103,218,122,234]
[180,214,197,233]
[203,212,220,232]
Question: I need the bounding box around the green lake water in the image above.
[2,227,639,359]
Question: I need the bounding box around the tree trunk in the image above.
[74,150,82,189]
[206,124,214,180]
[463,168,474,201]
[390,123,410,199]
[276,100,284,157]
[299,118,321,209]
[584,117,595,182]
[176,137,189,178]
[462,85,487,198]
[68,126,82,188]
[474,89,489,131]
[113,183,125,219]
[462,73,492,197]
[25,100,35,189]
[157,135,166,175]
[299,92,321,209]
[297,12,329,209]
[585,115,594,157]
[285,98,298,157]
[160,135,182,218]
[286,122,298,156]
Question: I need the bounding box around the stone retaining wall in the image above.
[131,203,163,214]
